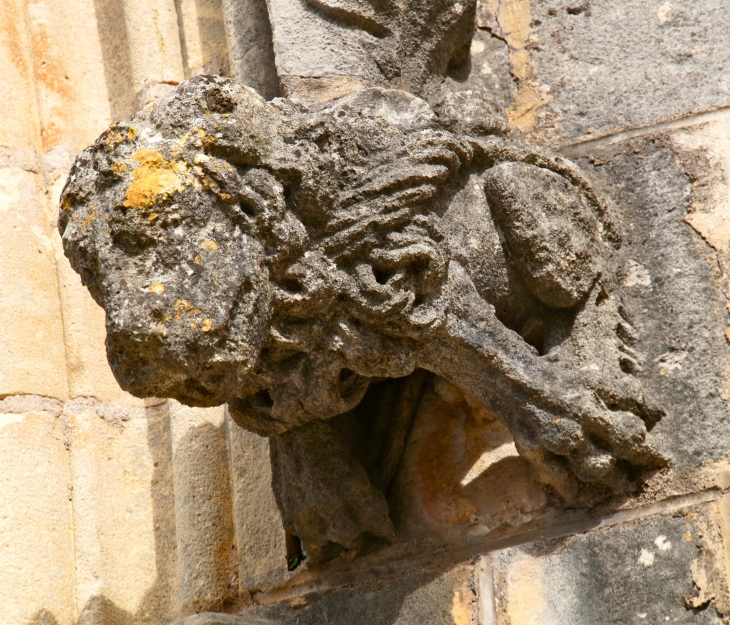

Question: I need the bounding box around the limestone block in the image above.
[68,403,178,625]
[122,0,186,108]
[0,0,41,154]
[563,123,730,472]
[0,166,68,399]
[225,411,288,592]
[0,411,76,625]
[477,0,730,142]
[178,0,229,76]
[222,0,279,100]
[245,563,477,625]
[25,0,113,161]
[492,507,727,623]
[390,375,546,541]
[170,401,236,615]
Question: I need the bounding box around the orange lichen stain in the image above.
[157,324,168,338]
[201,318,213,332]
[198,240,219,251]
[686,532,693,542]
[178,132,192,146]
[149,283,165,294]
[111,161,128,174]
[127,127,137,140]
[205,109,211,118]
[124,149,190,210]
[81,206,99,228]
[194,255,201,264]
[61,195,73,211]
[221,193,231,201]
[148,213,159,223]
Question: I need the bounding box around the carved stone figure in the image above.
[58,75,664,563]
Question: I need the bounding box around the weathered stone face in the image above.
[59,74,666,560]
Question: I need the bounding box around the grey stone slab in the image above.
[524,0,730,142]
[493,511,725,623]
[574,138,730,470]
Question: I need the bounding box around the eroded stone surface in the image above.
[59,75,664,562]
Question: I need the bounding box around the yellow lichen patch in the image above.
[148,213,159,223]
[111,161,128,174]
[61,195,72,211]
[82,206,99,228]
[194,255,201,264]
[149,282,165,294]
[127,127,137,140]
[174,299,192,319]
[201,318,213,332]
[124,149,190,210]
[157,324,168,337]
[198,240,219,251]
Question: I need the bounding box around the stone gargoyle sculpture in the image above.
[59,75,665,563]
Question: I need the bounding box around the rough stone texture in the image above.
[170,401,237,616]
[4,0,730,622]
[266,0,478,101]
[59,75,667,562]
[68,403,178,625]
[492,506,729,623]
[564,127,730,471]
[0,411,76,625]
[226,410,289,592]
[484,0,730,143]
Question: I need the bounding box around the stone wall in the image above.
[2,1,730,624]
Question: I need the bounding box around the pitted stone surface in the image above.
[60,75,664,561]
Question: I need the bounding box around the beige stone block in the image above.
[0,0,42,153]
[170,401,235,615]
[0,411,76,625]
[178,0,229,76]
[225,410,287,592]
[122,0,186,104]
[0,166,68,399]
[69,403,178,625]
[26,0,113,160]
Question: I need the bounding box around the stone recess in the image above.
[0,411,76,625]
